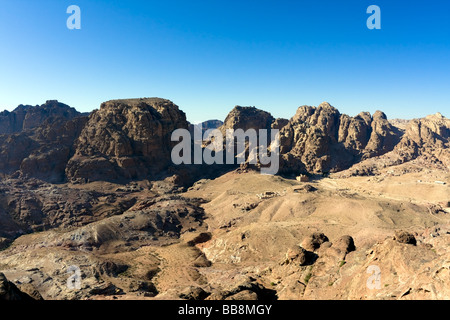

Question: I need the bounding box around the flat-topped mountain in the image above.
[66,98,189,182]
[220,106,275,134]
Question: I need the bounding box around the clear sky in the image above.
[0,0,449,123]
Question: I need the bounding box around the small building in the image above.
[296,175,309,182]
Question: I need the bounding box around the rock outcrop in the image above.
[394,230,417,245]
[334,112,450,178]
[189,119,223,138]
[19,116,88,182]
[0,273,35,300]
[278,102,402,175]
[1,99,444,182]
[0,100,81,134]
[66,98,189,182]
[0,101,87,182]
[301,232,330,251]
[220,106,275,134]
[394,113,450,166]
[0,105,32,134]
[197,106,279,173]
[0,98,449,301]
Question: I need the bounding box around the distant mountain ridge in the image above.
[0,98,448,183]
[0,100,82,134]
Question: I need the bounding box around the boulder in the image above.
[332,235,356,254]
[179,286,210,300]
[394,230,417,245]
[301,232,329,251]
[285,245,308,265]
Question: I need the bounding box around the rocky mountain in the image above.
[0,100,81,134]
[189,119,223,137]
[66,98,189,182]
[213,102,405,176]
[0,98,448,301]
[394,113,449,163]
[0,99,445,183]
[278,102,402,175]
[0,177,138,244]
[334,112,450,177]
[0,98,190,183]
[0,101,87,182]
[219,106,275,134]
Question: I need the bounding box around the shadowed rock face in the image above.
[362,110,402,158]
[394,231,417,245]
[212,102,445,176]
[1,98,446,182]
[0,273,35,301]
[66,98,189,182]
[0,105,32,134]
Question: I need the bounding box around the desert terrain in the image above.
[0,98,449,300]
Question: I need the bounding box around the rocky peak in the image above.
[427,112,445,120]
[0,101,88,182]
[373,110,388,120]
[279,103,402,175]
[220,106,275,134]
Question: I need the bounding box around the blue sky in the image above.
[0,0,449,123]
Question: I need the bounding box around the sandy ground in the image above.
[1,161,449,300]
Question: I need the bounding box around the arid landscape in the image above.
[0,98,448,300]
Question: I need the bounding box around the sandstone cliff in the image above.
[278,102,402,175]
[334,112,450,177]
[0,100,80,134]
[219,106,275,134]
[0,101,87,182]
[0,99,447,181]
[66,98,189,182]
